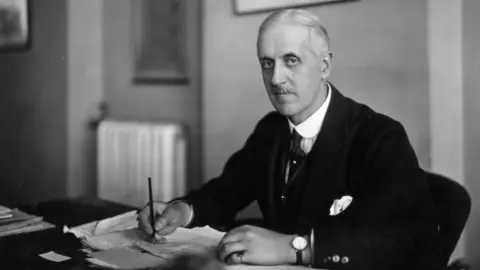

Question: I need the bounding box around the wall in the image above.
[0,0,68,206]
[0,0,202,205]
[202,0,431,218]
[102,0,203,191]
[463,0,480,267]
[428,0,465,261]
[66,0,104,198]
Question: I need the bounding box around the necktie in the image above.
[287,129,305,181]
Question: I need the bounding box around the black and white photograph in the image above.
[0,1,478,270]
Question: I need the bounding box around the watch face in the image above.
[292,236,308,250]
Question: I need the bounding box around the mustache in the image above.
[270,85,294,95]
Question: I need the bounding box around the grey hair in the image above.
[258,9,330,53]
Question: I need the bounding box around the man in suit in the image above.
[139,9,440,269]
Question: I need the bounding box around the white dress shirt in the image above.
[288,83,332,155]
[285,83,332,183]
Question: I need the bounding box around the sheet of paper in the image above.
[0,208,40,225]
[164,226,226,243]
[134,241,203,260]
[66,211,231,269]
[0,221,55,237]
[86,257,120,269]
[0,216,43,233]
[81,228,151,251]
[87,247,168,269]
[0,213,13,219]
[39,251,71,263]
[133,226,226,258]
[64,210,144,250]
[65,209,226,253]
[64,210,138,238]
[0,205,11,215]
[93,210,138,236]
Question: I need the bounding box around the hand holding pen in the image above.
[138,178,192,238]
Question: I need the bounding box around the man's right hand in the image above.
[138,201,192,236]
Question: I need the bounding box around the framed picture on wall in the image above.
[234,0,357,15]
[0,0,30,51]
[131,0,189,84]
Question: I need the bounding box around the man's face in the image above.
[257,22,330,124]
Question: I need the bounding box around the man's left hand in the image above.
[217,225,295,265]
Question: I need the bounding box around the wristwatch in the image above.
[291,235,308,265]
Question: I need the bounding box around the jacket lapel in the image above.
[299,85,351,222]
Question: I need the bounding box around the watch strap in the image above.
[296,249,303,265]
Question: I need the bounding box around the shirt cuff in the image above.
[169,200,194,227]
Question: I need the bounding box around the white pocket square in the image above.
[329,195,353,216]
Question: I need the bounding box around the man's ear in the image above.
[321,51,333,78]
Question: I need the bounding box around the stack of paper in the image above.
[64,211,227,268]
[0,205,55,237]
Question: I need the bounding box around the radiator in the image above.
[97,120,187,208]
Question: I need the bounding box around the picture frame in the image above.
[234,0,357,15]
[131,0,189,84]
[0,0,30,51]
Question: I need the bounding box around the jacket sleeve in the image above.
[311,124,441,270]
[177,113,276,230]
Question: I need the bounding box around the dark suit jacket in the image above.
[180,84,441,270]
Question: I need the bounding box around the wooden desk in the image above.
[0,197,135,270]
[0,198,321,270]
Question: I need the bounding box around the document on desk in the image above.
[0,208,55,237]
[93,210,138,236]
[134,226,226,259]
[64,211,225,259]
[39,251,71,263]
[0,204,11,214]
[63,210,148,250]
[70,212,227,269]
[0,204,12,219]
[64,210,138,238]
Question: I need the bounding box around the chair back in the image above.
[425,171,471,267]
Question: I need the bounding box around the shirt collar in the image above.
[288,82,332,138]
